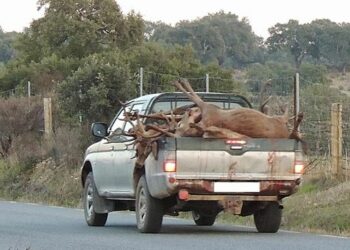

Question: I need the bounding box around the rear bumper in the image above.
[147,173,301,200]
[176,179,299,196]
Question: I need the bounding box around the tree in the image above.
[126,42,242,94]
[310,19,350,73]
[148,12,263,68]
[266,20,319,71]
[0,27,18,63]
[58,50,133,122]
[0,55,81,94]
[16,0,144,62]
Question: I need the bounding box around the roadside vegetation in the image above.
[217,174,350,236]
[1,0,350,236]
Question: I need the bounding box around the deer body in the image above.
[174,79,290,139]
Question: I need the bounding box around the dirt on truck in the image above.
[81,79,305,233]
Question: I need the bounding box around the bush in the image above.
[0,97,43,158]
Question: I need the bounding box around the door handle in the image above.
[110,146,115,151]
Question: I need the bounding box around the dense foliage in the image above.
[147,12,264,68]
[0,28,18,64]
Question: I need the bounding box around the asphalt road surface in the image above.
[1,200,349,250]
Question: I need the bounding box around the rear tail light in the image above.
[163,160,176,172]
[294,149,304,174]
[294,161,304,174]
[226,139,246,145]
[226,139,246,150]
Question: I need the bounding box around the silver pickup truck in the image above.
[81,92,304,233]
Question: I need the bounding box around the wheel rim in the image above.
[138,187,147,226]
[86,182,94,219]
[192,211,201,221]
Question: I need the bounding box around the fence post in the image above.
[44,97,53,138]
[139,67,143,97]
[331,103,342,179]
[28,81,31,97]
[294,73,300,131]
[206,73,209,93]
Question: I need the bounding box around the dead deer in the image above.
[173,79,294,139]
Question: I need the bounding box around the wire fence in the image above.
[1,71,350,177]
[138,70,350,177]
[0,83,31,99]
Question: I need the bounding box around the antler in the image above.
[173,79,205,108]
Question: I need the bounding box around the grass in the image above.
[214,175,350,236]
[0,159,81,207]
[281,176,350,236]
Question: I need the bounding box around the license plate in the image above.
[214,182,260,193]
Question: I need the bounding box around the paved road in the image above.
[0,201,349,250]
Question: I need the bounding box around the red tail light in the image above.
[226,139,246,145]
[226,139,246,150]
[163,160,176,172]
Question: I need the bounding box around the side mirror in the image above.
[91,122,108,138]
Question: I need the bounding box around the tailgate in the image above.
[175,137,301,181]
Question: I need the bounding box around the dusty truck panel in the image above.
[81,92,305,233]
[175,137,301,180]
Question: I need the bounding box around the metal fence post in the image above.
[294,73,300,131]
[139,67,143,97]
[206,73,209,93]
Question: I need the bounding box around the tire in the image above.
[254,202,282,233]
[192,210,216,226]
[136,176,163,233]
[83,172,108,226]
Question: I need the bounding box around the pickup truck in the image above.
[81,92,304,233]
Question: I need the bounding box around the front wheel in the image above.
[192,211,216,226]
[254,202,282,233]
[136,176,164,233]
[83,172,108,226]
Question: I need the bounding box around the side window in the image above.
[110,106,131,133]
[124,103,144,132]
[109,102,145,136]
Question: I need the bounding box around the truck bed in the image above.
[175,137,302,181]
[146,136,303,199]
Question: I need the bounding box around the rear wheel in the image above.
[136,176,164,233]
[254,202,282,233]
[83,172,108,226]
[192,210,216,226]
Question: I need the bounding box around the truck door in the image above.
[94,103,143,197]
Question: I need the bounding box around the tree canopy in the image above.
[16,0,144,62]
[147,12,264,68]
[266,20,320,71]
[0,27,18,63]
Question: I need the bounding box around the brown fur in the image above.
[173,79,290,139]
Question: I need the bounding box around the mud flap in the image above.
[93,191,115,213]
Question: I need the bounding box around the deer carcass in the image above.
[173,79,294,139]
